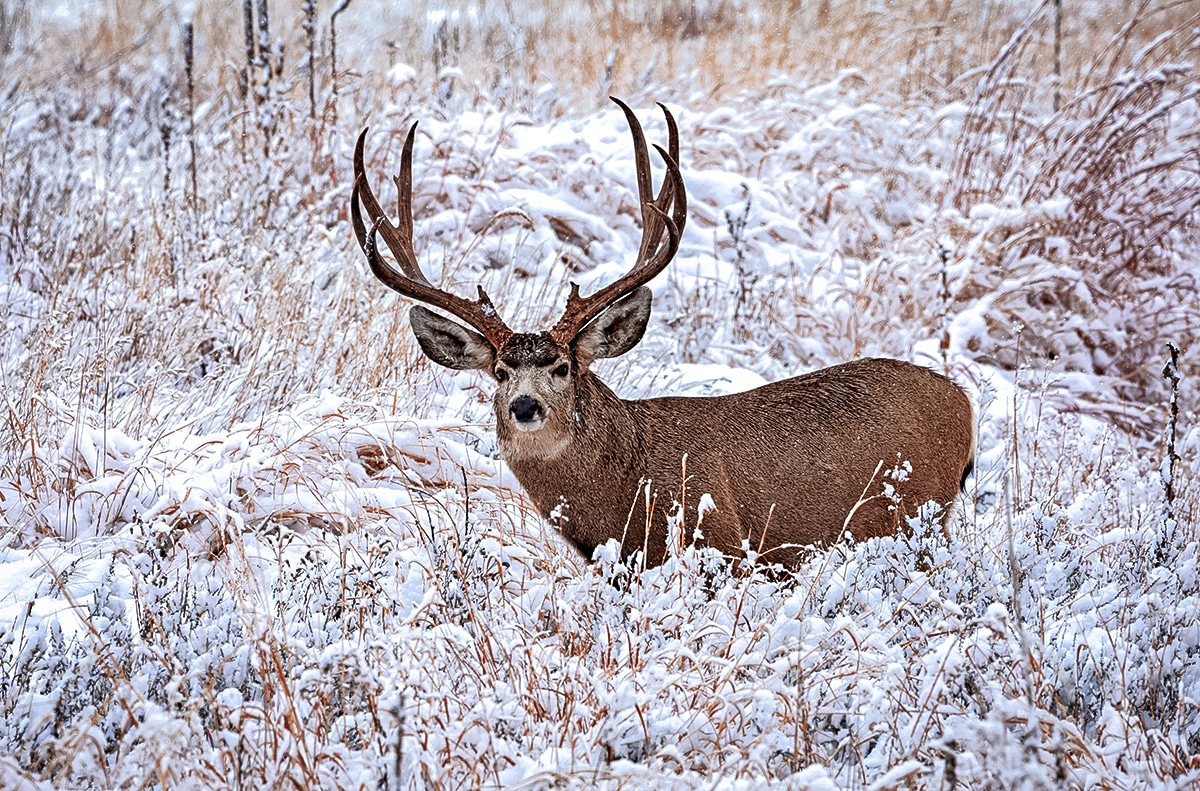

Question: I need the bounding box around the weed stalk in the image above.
[184,21,198,212]
[1158,341,1180,564]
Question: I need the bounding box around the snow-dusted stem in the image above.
[937,237,952,373]
[1158,341,1180,563]
[184,21,198,211]
[1052,0,1063,112]
[725,184,753,341]
[329,0,353,133]
[302,0,316,121]
[255,0,271,100]
[241,0,255,102]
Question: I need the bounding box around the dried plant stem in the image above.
[1158,341,1180,563]
[1053,0,1063,111]
[158,115,171,199]
[184,21,198,211]
[256,0,272,99]
[391,691,405,791]
[241,0,255,103]
[937,238,952,373]
[329,0,353,132]
[303,0,316,121]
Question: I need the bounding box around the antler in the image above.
[352,124,514,349]
[549,98,688,345]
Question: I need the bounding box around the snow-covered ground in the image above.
[1,2,1198,788]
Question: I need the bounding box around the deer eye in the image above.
[552,364,570,378]
[495,368,509,382]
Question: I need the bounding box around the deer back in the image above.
[507,357,974,567]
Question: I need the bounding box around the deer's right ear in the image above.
[573,287,652,368]
[409,306,494,370]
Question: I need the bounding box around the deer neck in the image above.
[498,372,642,516]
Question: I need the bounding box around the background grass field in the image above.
[1,1,1199,788]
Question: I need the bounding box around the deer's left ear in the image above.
[573,287,652,368]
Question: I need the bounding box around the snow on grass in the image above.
[1,1,1199,788]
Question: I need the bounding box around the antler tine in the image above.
[659,101,680,173]
[549,100,688,345]
[353,124,430,286]
[612,98,655,217]
[352,126,513,348]
[612,98,677,269]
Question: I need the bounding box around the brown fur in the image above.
[499,351,974,568]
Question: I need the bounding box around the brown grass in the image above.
[0,4,1197,786]
[7,0,1199,112]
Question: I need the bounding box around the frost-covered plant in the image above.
[943,8,1200,412]
[2,1,1199,789]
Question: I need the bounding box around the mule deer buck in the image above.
[351,99,974,569]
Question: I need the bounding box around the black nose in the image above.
[510,394,542,423]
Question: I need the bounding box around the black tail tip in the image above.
[959,460,975,492]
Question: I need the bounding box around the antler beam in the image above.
[351,124,514,349]
[549,98,688,345]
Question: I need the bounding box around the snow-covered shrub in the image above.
[1,1,1198,789]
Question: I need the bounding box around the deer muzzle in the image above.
[510,394,546,432]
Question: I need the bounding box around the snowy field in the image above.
[1,1,1199,788]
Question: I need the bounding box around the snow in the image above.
[1,5,1198,789]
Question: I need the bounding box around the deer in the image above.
[350,99,975,569]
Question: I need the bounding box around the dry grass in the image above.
[934,6,1200,421]
[6,0,1199,113]
[1,1,1199,789]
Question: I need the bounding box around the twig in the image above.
[1158,341,1180,564]
[330,0,353,130]
[184,21,198,211]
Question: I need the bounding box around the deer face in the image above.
[493,334,571,435]
[407,288,653,459]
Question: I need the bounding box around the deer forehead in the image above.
[498,333,567,369]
